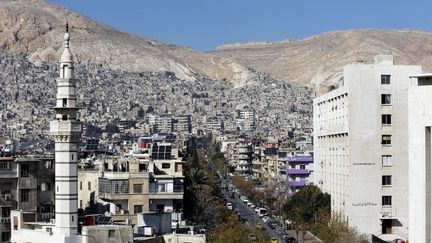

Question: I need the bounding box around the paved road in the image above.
[220,180,285,242]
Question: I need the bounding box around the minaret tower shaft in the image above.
[50,23,82,236]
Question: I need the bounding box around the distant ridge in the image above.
[2,0,432,90]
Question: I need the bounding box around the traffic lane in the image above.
[224,189,283,242]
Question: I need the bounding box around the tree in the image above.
[191,147,199,168]
[284,185,330,227]
[283,185,330,242]
[311,210,368,243]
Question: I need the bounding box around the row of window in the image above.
[79,181,92,191]
[380,73,393,205]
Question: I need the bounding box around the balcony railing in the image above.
[287,169,310,175]
[149,184,183,193]
[288,181,306,187]
[0,217,10,224]
[287,156,313,163]
[41,212,54,220]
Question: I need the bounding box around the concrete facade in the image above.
[408,74,432,242]
[314,55,421,239]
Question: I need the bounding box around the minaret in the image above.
[50,23,82,236]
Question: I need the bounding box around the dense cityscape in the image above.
[2,1,432,243]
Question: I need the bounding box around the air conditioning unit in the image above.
[4,194,11,200]
[381,212,392,218]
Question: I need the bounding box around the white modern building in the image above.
[408,73,432,243]
[314,55,421,241]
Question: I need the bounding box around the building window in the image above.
[162,163,171,169]
[382,114,392,125]
[381,75,391,84]
[41,205,51,213]
[2,207,10,218]
[382,155,392,166]
[40,182,50,192]
[20,164,29,177]
[108,230,115,238]
[156,204,165,212]
[0,162,10,170]
[139,164,147,172]
[1,231,10,242]
[20,189,29,203]
[71,154,74,161]
[134,205,143,214]
[62,98,67,107]
[88,182,91,190]
[80,200,83,209]
[44,161,53,169]
[381,94,392,105]
[382,176,392,186]
[382,135,391,145]
[382,196,392,206]
[80,181,82,190]
[71,215,74,222]
[300,165,306,169]
[133,184,142,193]
[158,184,166,192]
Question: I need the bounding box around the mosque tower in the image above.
[50,23,82,236]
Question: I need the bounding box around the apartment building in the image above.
[286,152,314,195]
[97,136,184,226]
[313,55,421,240]
[0,155,55,242]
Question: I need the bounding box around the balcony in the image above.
[149,184,183,194]
[288,181,306,187]
[40,212,54,220]
[287,156,313,163]
[287,169,310,175]
[0,217,10,224]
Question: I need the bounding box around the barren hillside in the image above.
[2,0,432,90]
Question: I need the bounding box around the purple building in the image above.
[286,155,313,195]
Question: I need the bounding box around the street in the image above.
[220,178,285,242]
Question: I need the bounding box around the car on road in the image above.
[261,216,272,223]
[255,223,264,230]
[247,202,253,207]
[240,196,249,203]
[247,234,258,242]
[226,202,233,210]
[250,204,256,209]
[270,238,278,243]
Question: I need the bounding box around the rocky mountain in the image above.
[2,0,432,90]
[209,29,432,91]
[0,0,245,83]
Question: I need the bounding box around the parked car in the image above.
[250,204,256,209]
[226,202,233,210]
[240,196,249,203]
[261,216,272,223]
[255,223,264,230]
[247,234,258,242]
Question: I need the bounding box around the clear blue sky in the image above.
[49,0,432,51]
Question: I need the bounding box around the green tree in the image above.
[191,147,199,168]
[284,185,330,227]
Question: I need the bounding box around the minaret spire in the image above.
[60,23,73,78]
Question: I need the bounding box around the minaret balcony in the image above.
[50,120,82,134]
